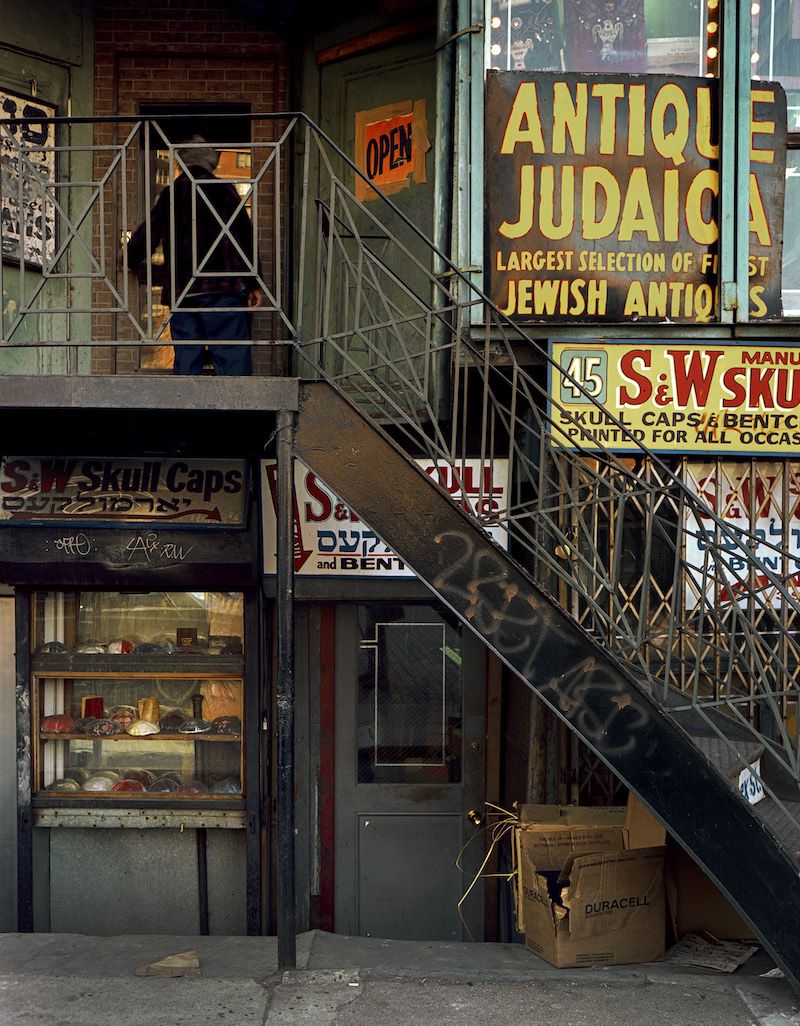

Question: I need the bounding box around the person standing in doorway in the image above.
[128,134,262,375]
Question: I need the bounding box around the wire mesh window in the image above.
[357,605,464,784]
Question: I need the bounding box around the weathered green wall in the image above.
[0,0,93,374]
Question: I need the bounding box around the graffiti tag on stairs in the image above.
[432,529,649,757]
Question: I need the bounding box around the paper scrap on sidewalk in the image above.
[666,932,758,973]
[135,949,202,978]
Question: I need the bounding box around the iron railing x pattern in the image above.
[2,112,800,836]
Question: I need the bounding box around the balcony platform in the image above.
[0,375,299,413]
[0,375,300,455]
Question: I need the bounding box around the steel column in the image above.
[15,591,32,932]
[276,409,297,970]
[432,0,455,420]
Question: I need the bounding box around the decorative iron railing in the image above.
[2,113,800,834]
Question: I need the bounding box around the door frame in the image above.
[331,599,486,940]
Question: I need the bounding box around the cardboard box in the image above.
[520,843,666,968]
[515,797,666,968]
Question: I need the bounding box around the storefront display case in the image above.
[30,591,245,803]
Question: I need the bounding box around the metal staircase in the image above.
[4,112,800,982]
[286,121,800,986]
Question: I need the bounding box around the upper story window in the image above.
[486,0,714,78]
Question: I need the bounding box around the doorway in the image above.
[334,602,486,940]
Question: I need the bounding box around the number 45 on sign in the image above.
[558,349,608,404]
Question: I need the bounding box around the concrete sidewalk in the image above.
[0,929,798,1025]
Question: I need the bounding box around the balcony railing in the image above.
[3,112,800,840]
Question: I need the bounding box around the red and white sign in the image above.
[262,459,509,577]
[0,457,246,526]
[684,461,800,609]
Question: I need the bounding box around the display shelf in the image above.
[32,654,244,676]
[32,806,246,829]
[31,590,247,804]
[39,792,242,801]
[39,731,241,742]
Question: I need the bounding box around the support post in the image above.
[276,409,297,970]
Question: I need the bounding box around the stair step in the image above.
[757,799,800,866]
[691,735,765,781]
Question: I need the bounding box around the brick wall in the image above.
[92,0,288,376]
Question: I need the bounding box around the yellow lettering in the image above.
[749,285,767,318]
[695,284,714,321]
[663,169,680,242]
[651,84,690,166]
[627,84,646,157]
[539,165,575,240]
[500,83,545,153]
[591,83,625,154]
[647,281,668,317]
[569,278,586,316]
[623,280,648,318]
[685,169,719,245]
[696,86,718,159]
[582,167,620,240]
[618,167,659,241]
[749,172,771,245]
[534,279,560,316]
[499,279,517,315]
[500,165,534,239]
[750,89,776,164]
[552,81,587,155]
[587,279,607,315]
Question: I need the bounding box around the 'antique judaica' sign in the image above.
[486,73,787,323]
[0,458,247,525]
[549,341,800,454]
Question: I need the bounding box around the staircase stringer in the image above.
[296,380,800,988]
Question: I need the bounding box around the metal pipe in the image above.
[432,0,456,421]
[15,589,33,932]
[735,0,752,321]
[276,408,297,970]
[718,0,738,324]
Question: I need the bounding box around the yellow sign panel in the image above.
[485,73,787,323]
[549,342,800,454]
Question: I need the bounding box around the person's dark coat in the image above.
[127,164,260,307]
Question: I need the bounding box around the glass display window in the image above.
[486,0,710,77]
[31,592,245,800]
[356,604,464,785]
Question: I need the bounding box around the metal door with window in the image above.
[334,602,485,941]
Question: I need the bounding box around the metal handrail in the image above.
[2,113,800,833]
